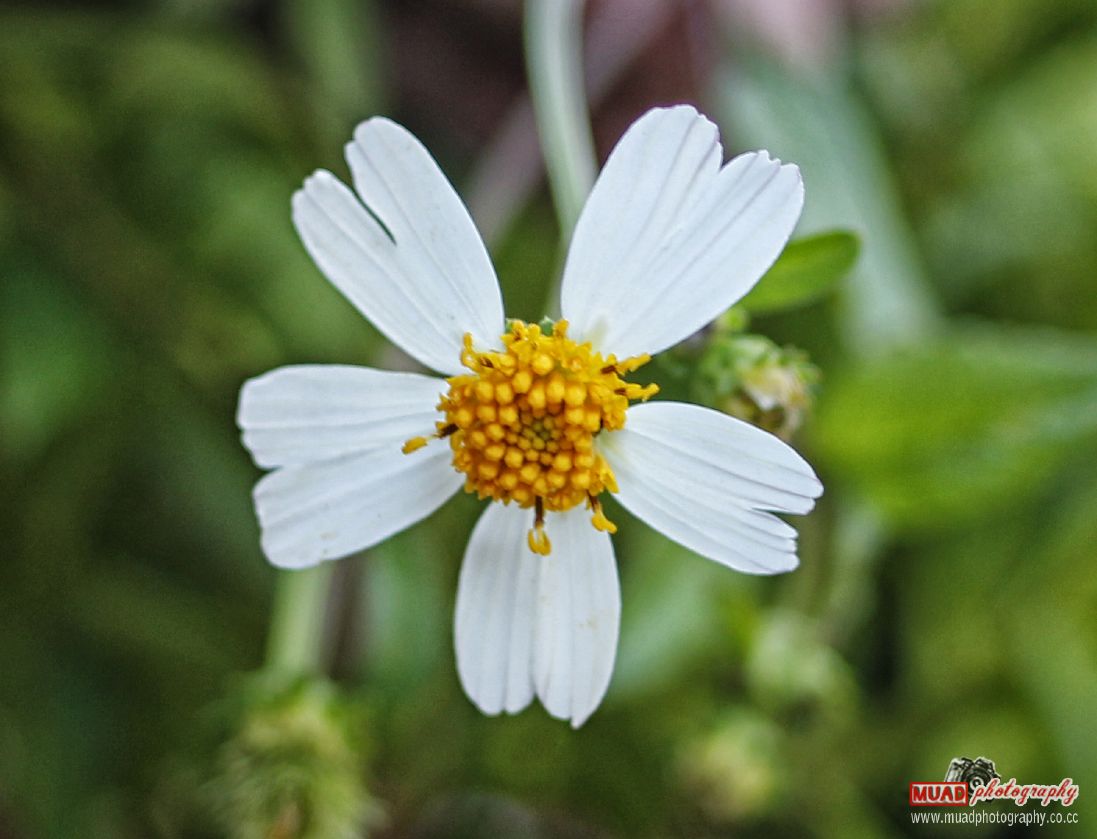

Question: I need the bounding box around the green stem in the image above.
[265,564,334,675]
[524,0,596,246]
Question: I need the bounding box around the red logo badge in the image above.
[909,782,969,807]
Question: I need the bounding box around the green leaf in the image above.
[739,230,859,314]
[812,322,1097,530]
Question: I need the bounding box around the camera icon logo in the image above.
[945,756,1000,795]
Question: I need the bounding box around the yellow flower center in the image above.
[403,319,657,555]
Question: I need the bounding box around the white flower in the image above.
[238,105,822,727]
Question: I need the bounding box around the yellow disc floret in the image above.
[404,319,658,554]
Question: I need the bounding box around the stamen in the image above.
[589,495,617,534]
[402,436,428,454]
[434,319,657,543]
[402,421,461,456]
[528,498,551,556]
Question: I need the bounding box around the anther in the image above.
[437,321,656,538]
[404,421,459,455]
[402,436,428,454]
[527,498,552,556]
[589,495,617,534]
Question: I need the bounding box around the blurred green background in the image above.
[2,0,1096,836]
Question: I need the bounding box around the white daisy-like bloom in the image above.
[238,105,822,728]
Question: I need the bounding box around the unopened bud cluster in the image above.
[695,333,817,440]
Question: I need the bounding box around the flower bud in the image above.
[208,678,380,839]
[746,611,857,722]
[694,333,818,439]
[677,708,785,823]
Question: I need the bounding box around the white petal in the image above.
[346,119,506,355]
[253,442,461,569]
[454,503,540,716]
[292,119,504,375]
[454,504,621,728]
[560,105,803,359]
[600,402,822,574]
[238,365,445,469]
[533,507,620,728]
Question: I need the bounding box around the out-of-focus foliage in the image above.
[719,0,1097,834]
[816,324,1097,529]
[1,0,1096,837]
[0,5,385,836]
